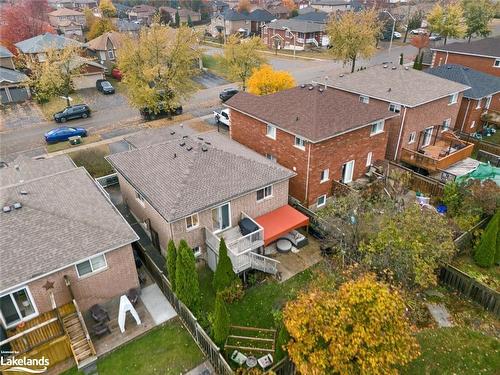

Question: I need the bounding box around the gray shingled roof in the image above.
[0,155,75,187]
[107,132,294,222]
[0,67,28,84]
[292,11,329,24]
[327,64,470,107]
[15,32,83,54]
[266,19,325,33]
[125,123,199,149]
[0,46,13,58]
[0,167,138,292]
[222,8,275,22]
[426,64,500,100]
[431,37,500,59]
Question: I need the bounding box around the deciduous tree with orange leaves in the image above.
[247,65,295,96]
[283,274,419,375]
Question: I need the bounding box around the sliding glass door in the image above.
[0,287,37,327]
[212,202,231,232]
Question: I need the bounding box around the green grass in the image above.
[201,54,231,80]
[62,319,204,375]
[46,134,101,153]
[69,145,114,178]
[483,129,500,145]
[39,94,84,121]
[453,255,500,291]
[403,327,500,375]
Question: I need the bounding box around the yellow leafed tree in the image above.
[283,274,419,375]
[247,65,295,95]
[99,0,117,18]
[427,3,466,45]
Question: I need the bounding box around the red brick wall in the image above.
[263,28,305,49]
[432,51,500,77]
[456,93,500,134]
[28,244,139,313]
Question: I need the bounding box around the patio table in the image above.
[277,239,292,253]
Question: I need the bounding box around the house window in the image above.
[0,287,37,327]
[107,49,115,60]
[359,95,369,104]
[476,98,482,109]
[485,96,492,109]
[317,194,326,208]
[76,254,107,278]
[212,202,231,232]
[320,169,329,183]
[294,136,306,150]
[366,151,373,167]
[470,120,476,129]
[298,32,304,38]
[265,153,277,162]
[422,126,433,147]
[388,103,401,113]
[285,29,292,38]
[494,59,500,67]
[370,120,384,135]
[135,190,145,205]
[449,92,458,104]
[266,124,276,140]
[186,213,199,230]
[256,185,273,201]
[442,118,451,132]
[193,246,202,258]
[408,131,416,144]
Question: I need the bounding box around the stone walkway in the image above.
[141,283,177,326]
[184,360,215,375]
[426,303,454,327]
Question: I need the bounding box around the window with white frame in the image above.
[186,213,199,230]
[476,98,482,109]
[107,49,115,60]
[442,118,451,131]
[359,95,369,104]
[366,151,373,167]
[0,287,37,327]
[320,168,329,183]
[422,126,433,147]
[257,185,273,201]
[470,120,476,129]
[388,103,401,113]
[449,92,458,104]
[370,120,384,135]
[485,96,492,109]
[266,124,276,139]
[317,194,326,208]
[265,154,277,162]
[408,131,416,144]
[192,246,202,257]
[135,190,145,205]
[76,254,107,277]
[494,59,500,67]
[294,136,306,149]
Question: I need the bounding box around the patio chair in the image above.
[126,288,141,306]
[257,354,273,370]
[92,321,111,338]
[230,350,248,366]
[90,304,109,323]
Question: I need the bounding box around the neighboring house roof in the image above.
[160,6,200,17]
[268,5,289,14]
[266,19,325,33]
[125,123,199,149]
[292,10,329,23]
[225,85,398,143]
[57,19,84,28]
[106,132,294,222]
[298,5,316,14]
[0,45,14,58]
[326,64,470,107]
[310,0,351,6]
[0,155,75,187]
[0,67,28,84]
[426,64,500,100]
[431,37,500,59]
[69,56,105,71]
[131,4,157,14]
[87,31,124,51]
[0,166,138,292]
[117,19,141,32]
[222,8,275,22]
[48,7,83,16]
[15,32,83,54]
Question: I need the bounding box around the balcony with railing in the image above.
[401,127,474,172]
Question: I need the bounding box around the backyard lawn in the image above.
[62,319,204,375]
[403,327,500,375]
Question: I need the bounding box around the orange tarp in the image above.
[254,205,309,246]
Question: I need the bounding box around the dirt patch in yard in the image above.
[188,120,213,133]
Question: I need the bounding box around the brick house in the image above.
[208,8,275,38]
[87,31,125,69]
[430,37,500,77]
[0,155,139,329]
[323,64,471,172]
[107,130,307,275]
[262,19,327,50]
[225,85,398,208]
[128,4,158,26]
[48,8,86,40]
[159,6,202,24]
[427,64,500,134]
[310,0,351,13]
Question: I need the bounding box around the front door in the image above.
[342,160,355,184]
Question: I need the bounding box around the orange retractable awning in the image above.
[254,205,309,246]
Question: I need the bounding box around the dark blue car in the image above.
[44,127,87,143]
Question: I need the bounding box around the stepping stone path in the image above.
[426,303,454,327]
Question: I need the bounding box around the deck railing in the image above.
[205,228,253,273]
[400,142,474,172]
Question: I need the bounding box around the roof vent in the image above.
[197,136,204,141]
[300,84,305,88]
[14,165,19,170]
[13,202,22,209]
[173,153,177,159]
[170,131,176,135]
[318,87,324,92]
[179,141,186,147]
[339,74,344,77]
[205,141,211,145]
[387,88,392,92]
[20,190,28,195]
[296,116,299,121]
[404,66,409,70]
[391,66,397,70]
[383,64,388,68]
[308,86,314,90]
[182,135,188,139]
[186,146,193,151]
[201,145,208,152]
[3,206,11,213]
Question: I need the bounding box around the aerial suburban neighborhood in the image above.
[0,0,499,374]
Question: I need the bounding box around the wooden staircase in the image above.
[62,304,97,369]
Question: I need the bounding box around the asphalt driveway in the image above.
[1,102,45,131]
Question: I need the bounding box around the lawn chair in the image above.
[258,354,273,370]
[90,304,109,323]
[230,350,248,366]
[92,321,111,338]
[126,288,141,306]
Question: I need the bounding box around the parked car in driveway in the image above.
[214,108,230,126]
[393,31,402,39]
[219,88,239,102]
[44,126,87,143]
[112,68,122,81]
[53,104,91,123]
[139,104,183,121]
[96,79,115,94]
[410,28,426,35]
[429,34,442,41]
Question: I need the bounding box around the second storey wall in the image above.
[432,51,500,77]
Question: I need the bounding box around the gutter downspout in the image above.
[394,107,408,161]
[460,99,471,132]
[445,51,449,64]
[304,142,312,206]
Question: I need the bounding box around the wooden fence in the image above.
[458,132,500,158]
[439,264,500,317]
[453,217,490,254]
[387,161,445,198]
[134,241,234,375]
